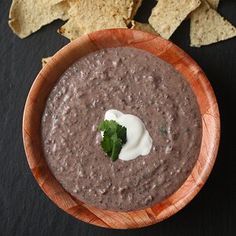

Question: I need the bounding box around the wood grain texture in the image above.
[22,29,220,229]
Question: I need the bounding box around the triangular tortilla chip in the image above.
[149,0,201,39]
[190,0,236,47]
[131,20,158,35]
[8,0,70,38]
[66,0,139,22]
[58,0,138,41]
[58,15,127,41]
[207,0,220,9]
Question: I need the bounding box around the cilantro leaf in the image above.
[117,125,127,144]
[98,120,127,161]
[111,137,122,161]
[101,134,112,156]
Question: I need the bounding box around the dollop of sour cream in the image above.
[103,109,153,161]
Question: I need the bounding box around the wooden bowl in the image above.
[22,29,220,229]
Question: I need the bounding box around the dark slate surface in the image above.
[0,0,236,235]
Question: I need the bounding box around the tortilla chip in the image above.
[59,15,127,41]
[149,0,201,39]
[9,0,70,38]
[42,57,52,67]
[131,20,158,35]
[207,0,220,9]
[190,0,236,47]
[67,0,138,21]
[58,0,136,41]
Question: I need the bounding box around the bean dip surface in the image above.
[41,47,202,211]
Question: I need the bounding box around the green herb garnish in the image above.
[98,120,127,161]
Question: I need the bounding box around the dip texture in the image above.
[41,47,202,211]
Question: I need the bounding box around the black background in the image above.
[1,0,236,235]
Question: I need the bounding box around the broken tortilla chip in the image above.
[207,0,220,9]
[9,0,70,38]
[131,20,158,35]
[190,0,236,47]
[58,0,138,41]
[149,0,201,39]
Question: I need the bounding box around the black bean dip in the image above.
[41,47,202,211]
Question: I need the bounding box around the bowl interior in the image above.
[23,29,220,229]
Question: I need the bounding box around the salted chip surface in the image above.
[9,0,70,38]
[207,0,220,9]
[149,0,201,39]
[58,0,137,41]
[131,20,158,35]
[190,0,236,47]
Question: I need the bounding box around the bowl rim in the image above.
[22,28,220,229]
